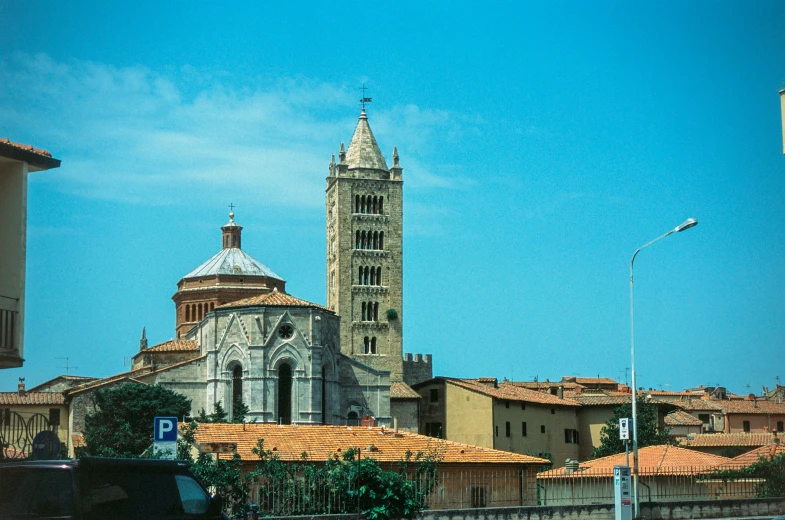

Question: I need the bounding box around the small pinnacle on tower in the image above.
[140,327,148,351]
[393,147,399,167]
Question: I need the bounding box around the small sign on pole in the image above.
[619,418,630,440]
[153,416,178,459]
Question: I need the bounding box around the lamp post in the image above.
[629,218,697,519]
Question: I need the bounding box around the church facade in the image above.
[64,109,431,435]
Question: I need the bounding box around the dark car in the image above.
[0,457,227,520]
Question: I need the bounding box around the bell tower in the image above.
[326,108,405,380]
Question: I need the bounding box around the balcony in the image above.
[0,307,21,369]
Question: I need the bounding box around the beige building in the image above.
[0,139,60,369]
[413,377,581,466]
[0,380,68,459]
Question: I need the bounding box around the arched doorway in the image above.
[278,363,292,424]
[231,365,243,419]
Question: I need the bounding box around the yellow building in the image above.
[0,380,68,459]
[413,377,582,467]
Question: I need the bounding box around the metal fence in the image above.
[536,465,777,506]
[247,469,533,516]
[0,411,59,460]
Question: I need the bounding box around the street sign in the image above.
[153,417,178,459]
[619,418,630,440]
[154,417,178,442]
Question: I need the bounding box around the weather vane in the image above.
[360,83,372,109]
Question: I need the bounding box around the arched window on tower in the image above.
[364,266,369,285]
[363,336,370,354]
[361,302,367,321]
[360,231,366,250]
[278,363,292,425]
[356,230,361,249]
[372,196,377,214]
[358,266,364,285]
[232,235,237,247]
[185,305,190,322]
[231,365,243,420]
[361,195,366,214]
[210,302,214,311]
[198,304,203,321]
[370,337,377,354]
[379,197,383,214]
[370,267,375,285]
[372,231,378,250]
[376,267,382,285]
[355,195,360,213]
[374,302,379,321]
[379,232,384,250]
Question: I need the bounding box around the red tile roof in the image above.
[219,291,332,312]
[665,410,704,426]
[562,376,619,386]
[0,138,54,157]
[190,423,549,465]
[715,442,785,469]
[710,399,785,415]
[570,393,632,406]
[538,445,730,478]
[0,392,65,405]
[680,432,784,447]
[145,339,199,353]
[390,382,420,399]
[666,399,723,412]
[443,379,580,407]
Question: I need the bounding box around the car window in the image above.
[174,475,210,515]
[0,467,75,518]
[85,469,183,519]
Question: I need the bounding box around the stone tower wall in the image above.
[327,172,404,380]
[402,353,433,386]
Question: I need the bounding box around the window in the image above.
[778,421,784,433]
[429,389,439,403]
[505,401,509,409]
[522,422,527,436]
[564,429,579,444]
[551,408,556,414]
[505,421,511,437]
[185,305,190,321]
[425,422,443,438]
[495,425,499,437]
[49,408,60,426]
[541,425,546,434]
[471,486,487,508]
[278,324,294,339]
[698,414,710,424]
[743,420,750,432]
[521,402,526,410]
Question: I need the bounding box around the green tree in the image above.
[711,453,785,498]
[81,383,191,457]
[231,396,250,424]
[591,399,674,459]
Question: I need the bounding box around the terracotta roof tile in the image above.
[715,442,785,469]
[443,379,580,407]
[665,410,704,426]
[538,445,730,478]
[219,291,332,312]
[666,399,724,412]
[710,399,785,415]
[390,382,420,399]
[190,423,548,465]
[571,394,632,406]
[0,392,65,405]
[0,138,53,157]
[562,376,618,386]
[145,339,199,353]
[510,381,583,391]
[680,432,784,447]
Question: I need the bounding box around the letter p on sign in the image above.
[154,417,178,442]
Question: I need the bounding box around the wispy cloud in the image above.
[0,54,472,209]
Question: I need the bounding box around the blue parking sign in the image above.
[153,417,178,442]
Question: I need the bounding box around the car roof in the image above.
[0,457,191,472]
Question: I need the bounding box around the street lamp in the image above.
[629,218,697,519]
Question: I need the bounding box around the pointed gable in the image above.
[345,109,389,171]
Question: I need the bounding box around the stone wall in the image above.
[403,353,433,386]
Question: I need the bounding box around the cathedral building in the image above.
[63,108,431,439]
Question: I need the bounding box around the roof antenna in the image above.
[56,357,77,376]
[360,83,372,109]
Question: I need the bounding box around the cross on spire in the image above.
[360,83,372,109]
[228,202,235,213]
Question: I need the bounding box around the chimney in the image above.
[565,459,580,474]
[17,377,25,396]
[557,386,564,399]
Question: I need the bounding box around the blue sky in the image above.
[1,1,783,395]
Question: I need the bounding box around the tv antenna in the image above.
[56,357,77,376]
